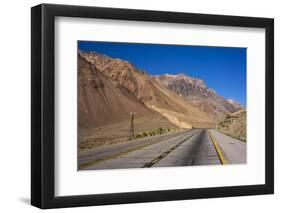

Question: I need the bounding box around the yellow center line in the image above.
[142,130,200,168]
[79,130,196,170]
[208,130,227,165]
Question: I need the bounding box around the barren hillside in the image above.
[78,55,177,150]
[217,109,246,141]
[80,51,215,129]
[155,73,242,121]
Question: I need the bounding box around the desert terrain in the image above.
[78,50,246,169]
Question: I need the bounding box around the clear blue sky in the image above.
[78,41,246,106]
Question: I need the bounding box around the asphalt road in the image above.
[79,129,246,170]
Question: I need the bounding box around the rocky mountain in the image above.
[227,99,242,109]
[217,109,246,141]
[79,54,150,129]
[79,51,215,130]
[79,54,178,149]
[79,51,147,99]
[154,73,242,120]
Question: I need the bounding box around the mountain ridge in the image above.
[79,54,179,149]
[154,72,242,120]
[79,51,216,129]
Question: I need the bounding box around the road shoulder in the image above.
[209,129,246,164]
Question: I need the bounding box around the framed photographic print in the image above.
[31,3,274,209]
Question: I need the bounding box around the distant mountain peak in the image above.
[163,73,185,77]
[155,73,242,120]
[227,99,241,108]
[227,99,237,104]
[159,72,206,88]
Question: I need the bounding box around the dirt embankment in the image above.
[217,109,246,141]
[79,55,176,150]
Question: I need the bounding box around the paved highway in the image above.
[79,129,246,170]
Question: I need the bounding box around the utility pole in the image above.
[129,112,135,140]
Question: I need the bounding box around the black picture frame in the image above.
[31,3,274,209]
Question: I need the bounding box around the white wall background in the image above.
[0,0,279,212]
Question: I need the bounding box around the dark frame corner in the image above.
[31,3,274,209]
